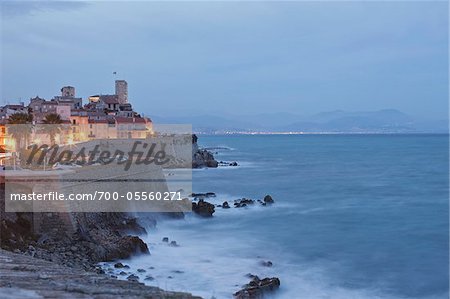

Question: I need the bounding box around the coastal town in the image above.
[0,80,152,153]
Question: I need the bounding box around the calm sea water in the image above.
[113,134,449,299]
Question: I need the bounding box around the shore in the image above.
[0,248,200,299]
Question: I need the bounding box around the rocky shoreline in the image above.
[0,205,201,298]
[1,210,149,271]
[1,191,281,298]
[0,248,200,299]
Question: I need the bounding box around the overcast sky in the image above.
[1,1,448,119]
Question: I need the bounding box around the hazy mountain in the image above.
[149,114,260,133]
[149,109,448,134]
[280,109,417,132]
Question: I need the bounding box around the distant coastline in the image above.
[194,131,450,135]
[151,109,448,135]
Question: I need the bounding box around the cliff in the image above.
[192,134,218,168]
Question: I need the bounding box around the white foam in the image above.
[101,211,404,299]
[100,187,407,299]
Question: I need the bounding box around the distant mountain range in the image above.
[149,109,448,134]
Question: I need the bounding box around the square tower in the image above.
[115,80,128,104]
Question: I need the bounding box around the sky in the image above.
[0,1,448,120]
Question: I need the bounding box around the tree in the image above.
[8,112,32,124]
[7,112,33,150]
[42,113,63,145]
[43,113,62,124]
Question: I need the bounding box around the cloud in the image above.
[0,1,447,119]
[0,0,88,18]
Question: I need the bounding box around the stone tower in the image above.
[61,86,75,97]
[115,80,128,104]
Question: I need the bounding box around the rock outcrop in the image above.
[263,195,274,204]
[192,134,218,168]
[192,199,215,217]
[234,276,281,299]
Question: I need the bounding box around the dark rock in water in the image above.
[191,192,216,198]
[137,268,146,273]
[162,237,169,243]
[110,275,117,279]
[119,271,127,276]
[172,270,184,274]
[218,161,239,167]
[234,277,281,299]
[245,273,259,279]
[234,198,255,208]
[222,201,230,209]
[149,266,155,270]
[127,274,139,282]
[167,276,173,279]
[263,195,274,204]
[192,199,215,217]
[169,241,179,247]
[260,260,273,267]
[144,275,155,281]
[114,262,126,268]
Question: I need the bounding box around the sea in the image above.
[105,134,449,299]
